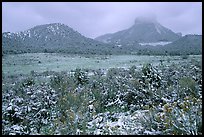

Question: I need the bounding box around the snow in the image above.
[46,24,63,35]
[105,101,115,107]
[144,130,161,135]
[76,129,82,134]
[116,44,122,47]
[161,97,171,103]
[16,32,21,36]
[7,32,11,35]
[155,25,161,34]
[31,95,36,99]
[105,98,121,107]
[6,106,13,111]
[36,90,42,93]
[117,116,124,127]
[28,30,31,37]
[88,104,94,110]
[87,110,149,135]
[40,108,47,112]
[11,125,21,130]
[139,41,172,46]
[47,25,55,32]
[88,72,95,76]
[27,106,31,112]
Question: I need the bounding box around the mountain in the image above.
[2,22,201,56]
[162,34,202,55]
[131,34,202,55]
[95,17,182,45]
[2,23,115,55]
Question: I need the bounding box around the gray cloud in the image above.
[2,2,202,38]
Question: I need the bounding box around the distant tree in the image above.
[165,50,168,56]
[44,49,48,53]
[181,54,189,59]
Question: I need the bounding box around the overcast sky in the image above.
[2,2,202,38]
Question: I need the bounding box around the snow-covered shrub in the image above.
[2,80,58,135]
[141,94,202,135]
[53,85,91,135]
[22,77,35,87]
[2,57,202,135]
[74,68,89,85]
[179,77,198,98]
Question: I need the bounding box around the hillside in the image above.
[163,34,202,55]
[134,34,202,55]
[95,17,182,46]
[2,23,116,55]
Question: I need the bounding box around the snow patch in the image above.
[116,44,122,47]
[6,106,13,111]
[155,25,161,34]
[139,41,172,46]
[11,125,23,131]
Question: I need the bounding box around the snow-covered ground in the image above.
[87,110,150,135]
[139,41,172,46]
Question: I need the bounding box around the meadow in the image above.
[2,53,200,76]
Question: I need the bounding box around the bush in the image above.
[2,56,202,135]
[179,77,197,97]
[181,55,189,59]
[74,68,88,85]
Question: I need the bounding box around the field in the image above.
[2,53,200,76]
[2,53,202,135]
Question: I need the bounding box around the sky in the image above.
[2,2,202,39]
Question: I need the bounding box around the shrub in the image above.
[181,55,189,59]
[74,68,88,85]
[179,77,197,97]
